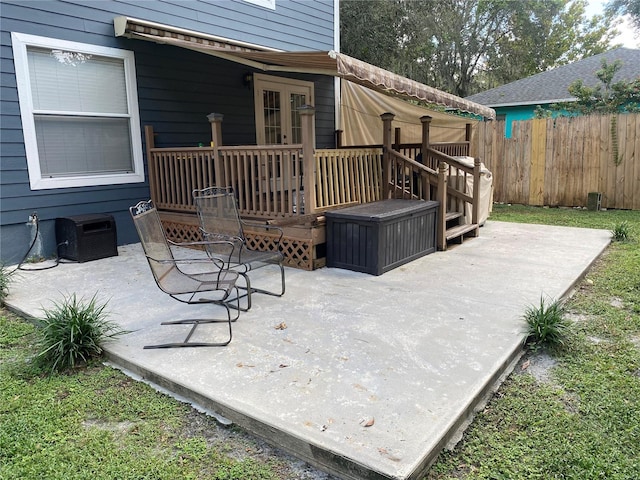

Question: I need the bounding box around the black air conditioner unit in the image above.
[55,214,118,262]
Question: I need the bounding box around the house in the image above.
[0,0,494,267]
[466,47,640,137]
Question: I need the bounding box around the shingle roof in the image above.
[466,48,640,107]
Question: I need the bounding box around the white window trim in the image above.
[11,32,144,190]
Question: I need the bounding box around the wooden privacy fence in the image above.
[475,113,640,210]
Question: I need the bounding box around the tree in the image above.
[339,0,413,75]
[558,59,640,114]
[546,60,640,166]
[607,0,640,30]
[340,0,618,96]
[482,0,617,90]
[413,0,515,97]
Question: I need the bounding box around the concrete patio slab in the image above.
[5,221,611,479]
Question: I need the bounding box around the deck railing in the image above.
[384,145,480,250]
[314,147,383,210]
[146,128,384,218]
[395,141,470,164]
[145,108,479,251]
[216,145,304,218]
[146,146,216,213]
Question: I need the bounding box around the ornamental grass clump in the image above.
[36,293,125,372]
[523,296,570,350]
[611,221,631,242]
[0,263,12,305]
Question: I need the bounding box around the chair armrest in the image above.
[167,238,237,265]
[146,255,224,268]
[197,227,244,245]
[167,238,230,248]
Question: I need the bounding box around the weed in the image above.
[611,221,631,242]
[36,294,126,372]
[523,296,570,350]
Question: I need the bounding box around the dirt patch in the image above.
[180,409,338,479]
[520,351,558,384]
[82,418,137,433]
[565,311,590,323]
[610,297,624,308]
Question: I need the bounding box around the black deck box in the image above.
[325,199,439,275]
[55,214,118,262]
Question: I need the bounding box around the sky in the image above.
[587,0,639,48]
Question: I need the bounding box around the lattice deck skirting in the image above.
[159,212,325,271]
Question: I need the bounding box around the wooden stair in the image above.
[444,211,479,247]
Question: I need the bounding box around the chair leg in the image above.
[228,263,286,310]
[248,263,286,298]
[143,300,234,349]
[229,273,252,312]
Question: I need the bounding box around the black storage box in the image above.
[56,214,118,262]
[325,199,439,275]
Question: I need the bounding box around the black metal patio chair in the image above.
[130,199,240,349]
[193,187,285,311]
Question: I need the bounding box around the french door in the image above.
[254,73,314,145]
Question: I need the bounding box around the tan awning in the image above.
[114,16,495,119]
[341,80,475,146]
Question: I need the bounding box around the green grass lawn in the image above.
[0,311,306,480]
[2,204,639,479]
[426,205,640,479]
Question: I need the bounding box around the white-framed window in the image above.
[254,73,314,145]
[11,32,144,190]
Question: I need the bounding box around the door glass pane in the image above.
[290,93,306,144]
[263,89,281,144]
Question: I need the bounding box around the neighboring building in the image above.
[1,0,492,265]
[466,47,640,137]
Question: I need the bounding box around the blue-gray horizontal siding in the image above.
[0,0,335,264]
[1,0,335,52]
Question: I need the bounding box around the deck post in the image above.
[381,112,395,199]
[299,105,317,214]
[471,158,481,235]
[420,115,432,168]
[465,123,473,157]
[207,113,224,186]
[437,161,448,250]
[144,125,158,204]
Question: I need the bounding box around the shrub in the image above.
[36,294,126,372]
[523,296,570,350]
[611,221,631,242]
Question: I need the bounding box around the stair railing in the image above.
[385,146,481,250]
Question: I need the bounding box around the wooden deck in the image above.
[146,109,484,270]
